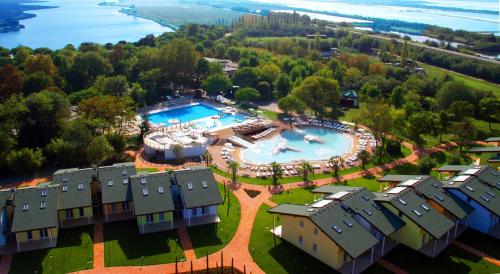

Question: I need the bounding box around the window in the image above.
[159,212,165,222]
[40,228,48,238]
[397,198,407,205]
[78,183,84,190]
[363,208,373,216]
[202,180,208,188]
[299,220,304,228]
[66,209,73,218]
[434,194,444,201]
[123,178,128,185]
[108,180,114,187]
[332,225,343,233]
[158,186,164,194]
[314,227,319,236]
[192,208,197,216]
[41,189,47,197]
[63,177,68,183]
[202,206,208,215]
[143,188,149,196]
[412,209,422,217]
[79,207,85,217]
[466,186,474,192]
[141,178,147,185]
[62,185,68,192]
[121,169,128,176]
[298,235,303,245]
[343,252,348,262]
[486,190,496,198]
[420,204,430,211]
[22,204,29,211]
[187,183,193,190]
[362,195,370,201]
[27,231,33,240]
[343,219,353,228]
[480,195,490,202]
[372,203,381,210]
[146,214,154,223]
[40,202,46,209]
[122,202,129,211]
[111,203,117,213]
[312,243,318,254]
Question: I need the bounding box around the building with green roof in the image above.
[269,199,380,274]
[130,172,175,234]
[443,174,500,239]
[98,162,137,222]
[11,185,59,252]
[374,187,455,257]
[312,186,405,257]
[53,167,95,228]
[173,168,223,227]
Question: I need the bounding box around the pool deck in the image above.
[208,119,367,177]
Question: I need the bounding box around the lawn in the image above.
[136,167,159,173]
[103,220,184,266]
[9,225,93,274]
[187,183,241,258]
[420,63,500,97]
[384,244,500,274]
[270,187,317,205]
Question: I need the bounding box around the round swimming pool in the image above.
[239,127,354,164]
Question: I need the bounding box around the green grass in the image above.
[187,183,241,258]
[271,187,317,205]
[421,63,500,97]
[384,244,500,274]
[9,226,93,274]
[249,205,334,274]
[103,220,184,266]
[136,168,159,173]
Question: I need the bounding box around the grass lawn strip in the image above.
[187,183,241,258]
[103,220,184,266]
[9,225,93,274]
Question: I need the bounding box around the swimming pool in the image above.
[239,127,353,164]
[148,103,249,130]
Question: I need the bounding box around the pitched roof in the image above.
[468,147,500,153]
[443,175,500,216]
[11,186,58,232]
[396,176,473,219]
[174,168,223,209]
[374,188,454,239]
[318,187,405,237]
[458,166,499,189]
[130,172,175,216]
[378,175,427,183]
[98,162,137,204]
[311,185,362,194]
[0,189,14,208]
[342,90,358,98]
[52,168,94,210]
[436,165,475,172]
[269,202,379,258]
[485,137,500,142]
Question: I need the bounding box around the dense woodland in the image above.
[0,13,498,177]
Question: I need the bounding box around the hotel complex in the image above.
[0,164,222,254]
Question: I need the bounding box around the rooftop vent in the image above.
[202,180,208,188]
[397,198,407,205]
[41,189,47,197]
[22,203,29,211]
[141,178,147,185]
[63,177,68,183]
[372,203,382,210]
[465,186,475,192]
[123,178,128,185]
[420,204,430,211]
[187,183,193,190]
[363,208,373,216]
[431,182,439,188]
[332,225,343,233]
[480,195,490,202]
[62,185,68,192]
[78,183,84,190]
[343,219,353,227]
[306,208,315,212]
[108,180,114,187]
[158,186,164,194]
[434,193,444,201]
[143,188,149,196]
[412,209,422,217]
[362,195,370,201]
[40,202,46,209]
[486,190,496,198]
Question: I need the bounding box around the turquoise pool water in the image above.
[240,127,353,164]
[148,103,248,129]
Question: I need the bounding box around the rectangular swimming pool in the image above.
[148,104,221,126]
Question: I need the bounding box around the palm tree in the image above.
[298,160,314,182]
[227,161,240,184]
[172,144,184,164]
[202,150,213,167]
[358,150,370,170]
[328,155,344,178]
[270,162,283,186]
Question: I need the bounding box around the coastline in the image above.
[0,1,58,34]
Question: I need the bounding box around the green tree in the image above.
[258,64,280,85]
[447,101,475,122]
[235,87,260,104]
[479,97,500,131]
[256,81,272,99]
[359,83,381,99]
[298,160,314,182]
[451,119,477,151]
[232,67,259,88]
[160,39,198,89]
[435,81,475,110]
[408,111,438,145]
[358,150,370,170]
[78,95,135,133]
[201,73,232,95]
[275,73,292,97]
[227,161,240,184]
[87,135,114,165]
[278,95,306,115]
[172,144,184,164]
[390,86,407,109]
[6,148,44,174]
[270,162,283,186]
[328,156,343,177]
[292,76,340,118]
[0,64,24,101]
[342,67,363,90]
[93,75,130,96]
[70,51,112,90]
[202,150,213,167]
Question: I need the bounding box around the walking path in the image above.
[377,259,409,274]
[0,254,12,274]
[452,241,500,267]
[177,227,197,261]
[93,223,104,269]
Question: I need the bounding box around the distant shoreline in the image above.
[0,0,57,34]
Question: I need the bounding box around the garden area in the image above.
[9,226,93,274]
[103,220,184,267]
[187,183,241,258]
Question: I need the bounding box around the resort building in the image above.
[173,168,223,226]
[269,200,380,274]
[98,162,137,222]
[374,187,455,257]
[339,90,359,108]
[52,168,95,228]
[130,172,175,234]
[312,186,405,257]
[442,174,500,239]
[11,186,59,252]
[468,137,500,165]
[144,127,210,161]
[378,175,474,238]
[203,57,239,77]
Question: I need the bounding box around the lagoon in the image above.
[0,0,171,49]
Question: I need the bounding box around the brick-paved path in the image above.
[377,259,409,274]
[177,227,197,261]
[93,223,104,269]
[452,241,500,267]
[0,254,12,274]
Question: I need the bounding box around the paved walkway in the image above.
[93,223,104,269]
[177,227,197,261]
[0,254,12,274]
[377,259,409,274]
[452,241,500,267]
